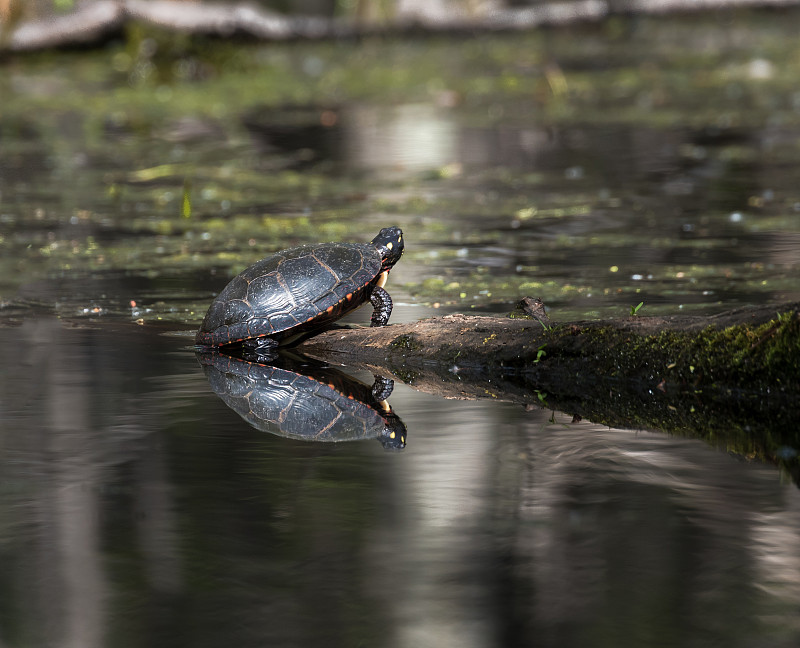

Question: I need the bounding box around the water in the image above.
[2,322,799,647]
[2,14,800,647]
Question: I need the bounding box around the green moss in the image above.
[507,310,532,320]
[533,310,799,458]
[390,366,421,385]
[573,313,791,389]
[389,333,422,352]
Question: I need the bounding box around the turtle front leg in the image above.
[370,375,394,401]
[369,285,393,327]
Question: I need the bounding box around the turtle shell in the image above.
[198,352,406,448]
[196,241,382,347]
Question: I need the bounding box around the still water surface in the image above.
[1,319,799,648]
[3,20,800,647]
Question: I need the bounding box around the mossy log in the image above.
[299,300,799,394]
[3,0,798,52]
[298,301,800,477]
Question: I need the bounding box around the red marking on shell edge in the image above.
[346,293,353,300]
[326,305,334,313]
[231,333,268,343]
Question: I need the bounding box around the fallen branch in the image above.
[4,0,800,52]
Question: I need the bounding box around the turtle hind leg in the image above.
[369,286,393,327]
[241,336,278,362]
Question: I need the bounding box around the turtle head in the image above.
[378,413,407,451]
[371,227,404,271]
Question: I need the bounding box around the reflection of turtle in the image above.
[196,227,404,355]
[198,352,407,449]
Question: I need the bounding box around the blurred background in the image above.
[1,2,800,647]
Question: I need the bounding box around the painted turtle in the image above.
[196,227,404,354]
[198,351,407,449]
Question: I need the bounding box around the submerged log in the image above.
[298,301,800,473]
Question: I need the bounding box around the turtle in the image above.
[196,227,404,355]
[197,351,407,449]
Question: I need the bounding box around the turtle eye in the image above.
[387,242,393,250]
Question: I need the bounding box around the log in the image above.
[4,0,800,53]
[299,300,799,391]
[0,0,607,51]
[297,301,800,475]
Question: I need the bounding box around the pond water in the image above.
[2,13,800,648]
[3,322,800,648]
